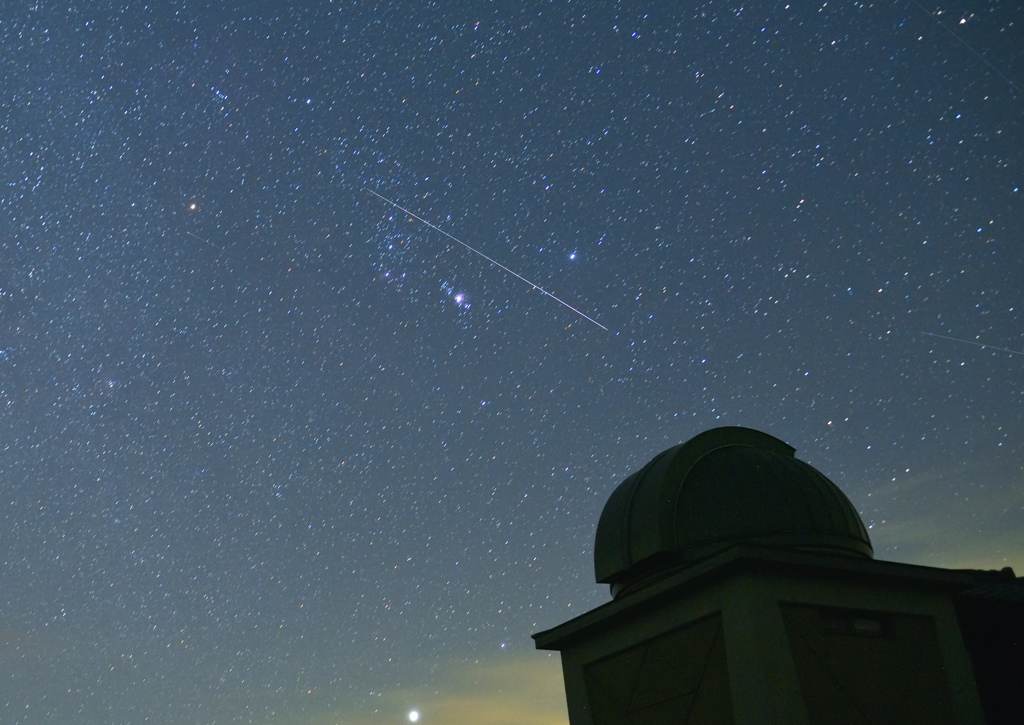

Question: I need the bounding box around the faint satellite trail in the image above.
[922,331,1024,357]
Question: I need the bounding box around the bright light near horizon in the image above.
[408,710,420,722]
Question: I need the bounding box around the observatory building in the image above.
[534,426,1022,724]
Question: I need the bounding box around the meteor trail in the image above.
[365,188,608,331]
[922,331,1024,357]
[186,231,277,280]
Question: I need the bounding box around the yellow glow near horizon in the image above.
[289,654,569,725]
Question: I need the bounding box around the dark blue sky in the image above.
[1,2,1021,723]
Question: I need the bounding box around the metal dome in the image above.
[594,427,873,597]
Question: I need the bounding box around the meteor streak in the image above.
[365,188,608,331]
[922,331,1024,357]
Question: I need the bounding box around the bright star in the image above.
[408,710,420,722]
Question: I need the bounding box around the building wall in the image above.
[550,567,986,725]
[583,613,732,724]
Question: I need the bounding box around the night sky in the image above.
[2,2,1022,723]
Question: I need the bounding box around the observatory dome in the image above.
[594,427,872,597]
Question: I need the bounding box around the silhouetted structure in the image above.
[534,426,1022,724]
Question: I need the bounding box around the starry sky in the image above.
[1,2,1022,723]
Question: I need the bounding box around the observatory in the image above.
[534,426,1022,724]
